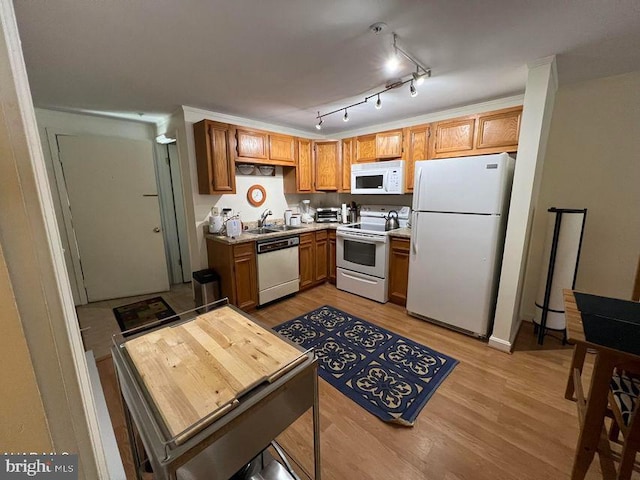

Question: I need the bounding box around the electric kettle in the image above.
[385,210,400,231]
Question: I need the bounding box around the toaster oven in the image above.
[315,207,341,223]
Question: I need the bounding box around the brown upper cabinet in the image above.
[355,130,404,162]
[235,127,296,166]
[284,138,340,193]
[376,130,403,159]
[432,106,522,159]
[475,108,522,151]
[295,138,313,192]
[403,124,430,192]
[268,133,296,164]
[314,140,341,191]
[355,134,377,163]
[236,127,268,160]
[193,120,236,194]
[341,138,353,192]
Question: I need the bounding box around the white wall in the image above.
[520,71,640,317]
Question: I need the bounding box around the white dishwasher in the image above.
[256,236,300,306]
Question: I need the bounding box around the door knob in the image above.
[153,227,161,233]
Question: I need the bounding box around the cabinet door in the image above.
[193,120,236,194]
[404,124,430,191]
[433,118,475,157]
[298,233,315,290]
[269,134,296,164]
[388,237,410,306]
[315,230,328,283]
[328,230,337,284]
[341,138,353,192]
[314,141,340,191]
[376,130,403,159]
[297,138,314,192]
[355,134,377,163]
[475,107,521,152]
[233,243,258,310]
[236,128,268,160]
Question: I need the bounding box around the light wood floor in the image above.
[92,283,634,480]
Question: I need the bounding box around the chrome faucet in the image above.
[257,209,272,227]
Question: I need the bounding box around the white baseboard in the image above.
[488,335,513,353]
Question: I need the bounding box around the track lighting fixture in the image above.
[313,29,430,129]
[410,80,418,97]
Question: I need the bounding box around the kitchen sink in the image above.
[244,228,280,235]
[265,225,305,231]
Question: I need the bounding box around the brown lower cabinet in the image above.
[206,229,337,307]
[299,231,330,290]
[206,239,258,311]
[328,230,337,284]
[388,237,411,306]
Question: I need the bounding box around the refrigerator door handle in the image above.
[412,212,419,255]
[414,165,423,208]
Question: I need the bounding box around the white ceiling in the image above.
[13,0,640,134]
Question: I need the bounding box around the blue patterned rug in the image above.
[273,305,458,426]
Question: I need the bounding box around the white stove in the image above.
[336,205,410,303]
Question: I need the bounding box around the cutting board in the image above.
[123,306,306,442]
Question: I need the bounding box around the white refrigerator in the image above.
[406,153,515,337]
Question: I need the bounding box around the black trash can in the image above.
[192,269,221,313]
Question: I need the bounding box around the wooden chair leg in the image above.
[616,441,637,480]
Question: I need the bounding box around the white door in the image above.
[406,212,502,336]
[413,153,513,214]
[57,135,169,301]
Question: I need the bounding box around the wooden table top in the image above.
[123,305,306,441]
[563,289,585,343]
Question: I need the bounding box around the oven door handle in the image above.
[340,270,379,284]
[337,231,387,243]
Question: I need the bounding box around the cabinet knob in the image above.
[153,227,161,233]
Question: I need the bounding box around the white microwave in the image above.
[351,160,405,195]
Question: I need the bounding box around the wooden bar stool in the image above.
[608,368,640,479]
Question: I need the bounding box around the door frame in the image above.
[1,1,106,476]
[45,130,89,304]
[154,137,190,284]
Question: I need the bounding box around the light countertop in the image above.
[205,222,412,245]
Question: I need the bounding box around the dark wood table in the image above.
[564,289,640,480]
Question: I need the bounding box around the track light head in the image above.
[343,109,349,122]
[316,119,323,130]
[412,71,426,86]
[410,80,417,97]
[375,95,382,110]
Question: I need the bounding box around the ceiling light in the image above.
[385,54,400,73]
[313,31,430,129]
[155,134,176,144]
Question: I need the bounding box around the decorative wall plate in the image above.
[247,184,266,207]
